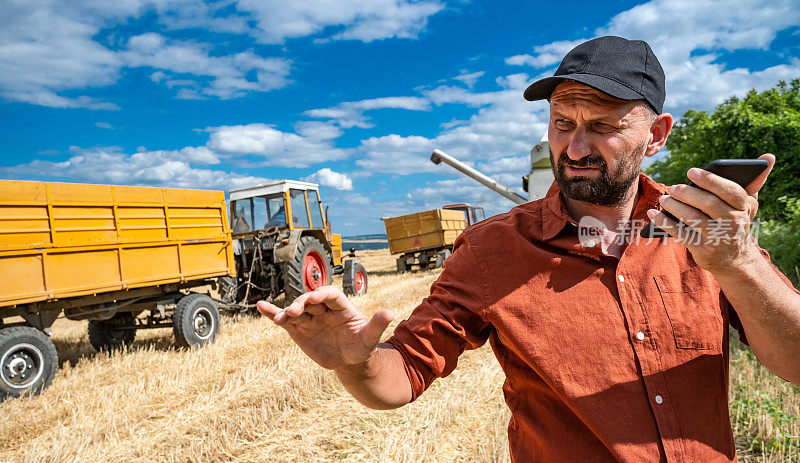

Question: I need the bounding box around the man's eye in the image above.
[554,120,573,130]
[594,123,614,133]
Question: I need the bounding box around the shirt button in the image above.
[584,239,596,248]
[636,331,645,341]
[618,275,625,283]
[655,395,663,404]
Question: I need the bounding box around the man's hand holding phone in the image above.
[645,154,775,272]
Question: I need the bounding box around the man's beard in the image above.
[550,141,646,206]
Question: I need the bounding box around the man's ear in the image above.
[645,112,673,157]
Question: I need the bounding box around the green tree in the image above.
[647,78,800,220]
[646,79,800,284]
[757,196,800,285]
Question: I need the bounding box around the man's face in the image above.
[548,81,655,206]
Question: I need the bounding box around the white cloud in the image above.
[356,73,548,177]
[0,1,446,109]
[177,146,220,165]
[294,121,343,140]
[477,155,529,175]
[505,39,588,69]
[0,147,270,191]
[235,0,445,44]
[149,0,250,35]
[453,70,485,88]
[305,96,431,129]
[355,134,438,173]
[94,122,114,129]
[596,0,800,111]
[0,1,122,109]
[123,33,291,99]
[408,176,520,215]
[303,168,354,190]
[347,193,371,205]
[423,85,502,107]
[205,123,352,167]
[505,0,800,113]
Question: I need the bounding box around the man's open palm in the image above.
[257,286,394,370]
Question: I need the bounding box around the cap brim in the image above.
[523,74,643,102]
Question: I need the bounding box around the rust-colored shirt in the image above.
[386,174,792,462]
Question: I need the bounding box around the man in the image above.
[257,36,800,461]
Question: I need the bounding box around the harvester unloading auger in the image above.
[430,133,554,204]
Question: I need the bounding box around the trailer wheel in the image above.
[434,249,452,268]
[88,312,137,352]
[0,326,58,399]
[173,294,220,348]
[343,262,368,296]
[284,236,333,301]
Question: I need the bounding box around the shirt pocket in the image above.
[654,266,723,352]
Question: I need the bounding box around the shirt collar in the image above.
[541,173,667,241]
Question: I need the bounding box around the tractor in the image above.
[223,180,367,309]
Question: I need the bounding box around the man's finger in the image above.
[303,285,355,312]
[745,153,775,198]
[663,186,727,222]
[686,168,748,211]
[284,292,313,317]
[646,208,699,245]
[360,309,395,348]
[256,300,281,321]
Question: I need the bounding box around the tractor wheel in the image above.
[283,236,333,302]
[173,293,220,348]
[0,326,58,399]
[343,262,368,296]
[88,312,137,352]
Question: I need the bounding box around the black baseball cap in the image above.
[523,36,666,114]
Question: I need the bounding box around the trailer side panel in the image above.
[0,180,236,309]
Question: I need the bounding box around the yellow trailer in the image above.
[0,180,235,398]
[383,208,465,254]
[382,204,484,273]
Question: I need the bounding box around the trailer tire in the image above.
[343,262,368,296]
[88,312,137,352]
[434,249,451,268]
[283,236,333,302]
[173,294,220,348]
[0,326,58,399]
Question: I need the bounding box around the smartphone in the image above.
[640,159,770,238]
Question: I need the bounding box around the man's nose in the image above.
[566,128,591,160]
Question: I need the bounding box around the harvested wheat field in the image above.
[0,249,797,462]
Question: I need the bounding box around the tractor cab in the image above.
[229,180,327,235]
[442,203,485,226]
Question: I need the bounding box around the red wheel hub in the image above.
[354,270,366,294]
[303,251,327,292]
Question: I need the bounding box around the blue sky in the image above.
[1,0,798,235]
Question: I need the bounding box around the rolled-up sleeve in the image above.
[385,234,493,401]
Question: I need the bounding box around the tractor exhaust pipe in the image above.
[430,149,528,205]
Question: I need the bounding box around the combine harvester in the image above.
[0,179,365,399]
